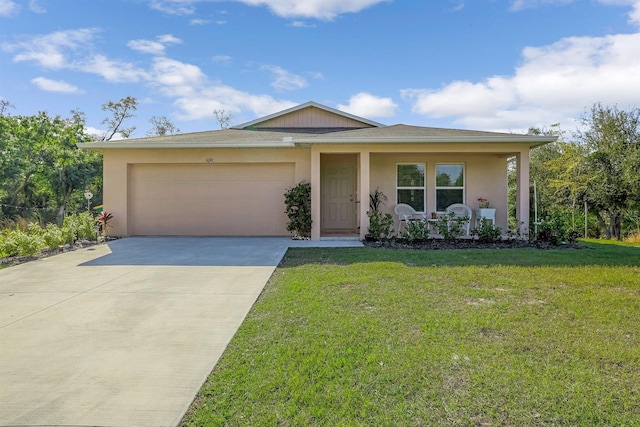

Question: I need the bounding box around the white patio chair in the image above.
[445,203,472,236]
[394,203,425,235]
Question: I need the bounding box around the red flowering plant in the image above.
[477,197,490,208]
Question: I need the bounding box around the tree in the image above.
[0,99,15,116]
[545,141,591,231]
[577,104,640,239]
[0,112,102,224]
[213,109,232,129]
[147,115,180,137]
[101,96,138,141]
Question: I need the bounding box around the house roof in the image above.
[232,101,385,130]
[78,102,557,149]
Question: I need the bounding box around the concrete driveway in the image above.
[0,237,361,427]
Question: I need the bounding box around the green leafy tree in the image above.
[0,111,102,224]
[578,104,640,239]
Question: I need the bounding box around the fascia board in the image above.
[293,136,558,145]
[76,142,297,149]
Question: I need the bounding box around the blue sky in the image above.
[1,0,639,138]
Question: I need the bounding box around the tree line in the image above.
[0,97,180,225]
[519,104,640,240]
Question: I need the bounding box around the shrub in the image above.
[435,212,469,242]
[471,220,503,243]
[401,219,428,243]
[284,181,312,238]
[369,187,388,211]
[43,223,67,249]
[0,229,19,257]
[15,231,43,256]
[96,212,114,237]
[0,227,43,257]
[367,210,394,241]
[63,212,96,241]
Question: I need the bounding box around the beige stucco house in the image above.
[79,101,556,240]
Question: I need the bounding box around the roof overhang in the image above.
[78,135,556,150]
[77,141,297,149]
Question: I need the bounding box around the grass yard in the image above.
[182,241,640,426]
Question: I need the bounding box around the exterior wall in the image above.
[309,143,526,239]
[255,107,374,129]
[103,141,530,238]
[103,147,311,236]
[370,153,509,230]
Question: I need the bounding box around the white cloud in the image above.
[338,92,398,118]
[150,58,292,118]
[3,28,97,69]
[212,54,232,64]
[127,34,182,55]
[237,0,389,19]
[510,0,574,11]
[31,77,84,93]
[402,32,640,132]
[261,65,308,90]
[3,28,295,124]
[149,0,196,15]
[149,0,388,20]
[511,0,640,26]
[307,71,324,80]
[289,20,317,27]
[79,54,149,83]
[127,39,165,55]
[189,18,211,25]
[29,0,45,13]
[149,57,296,120]
[0,0,19,16]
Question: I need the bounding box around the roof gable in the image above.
[232,101,384,130]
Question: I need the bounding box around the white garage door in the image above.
[129,163,295,236]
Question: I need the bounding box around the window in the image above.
[397,163,425,211]
[435,164,464,211]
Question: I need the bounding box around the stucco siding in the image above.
[103,148,311,236]
[369,153,508,229]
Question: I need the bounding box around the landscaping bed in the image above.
[363,238,582,250]
[0,239,103,269]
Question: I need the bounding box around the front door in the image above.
[321,162,356,232]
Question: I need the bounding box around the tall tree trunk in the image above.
[610,211,622,240]
[597,213,611,239]
[55,186,74,226]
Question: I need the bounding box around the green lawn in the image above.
[182,241,640,426]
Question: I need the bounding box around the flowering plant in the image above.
[477,197,490,208]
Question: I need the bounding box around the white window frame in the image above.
[435,163,465,212]
[396,163,426,212]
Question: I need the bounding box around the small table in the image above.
[475,208,496,226]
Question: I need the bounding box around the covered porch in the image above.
[309,144,531,241]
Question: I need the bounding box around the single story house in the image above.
[79,101,556,240]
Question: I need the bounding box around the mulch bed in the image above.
[363,238,583,250]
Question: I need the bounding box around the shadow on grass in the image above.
[279,240,640,268]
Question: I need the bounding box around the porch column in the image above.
[359,150,370,240]
[515,149,530,239]
[311,147,321,241]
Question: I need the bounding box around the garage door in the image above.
[129,163,295,236]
